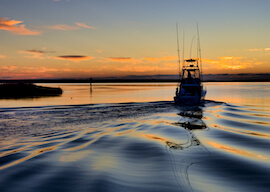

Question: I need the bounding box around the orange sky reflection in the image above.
[207,141,268,161]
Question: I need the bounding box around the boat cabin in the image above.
[174,58,204,105]
[181,59,201,84]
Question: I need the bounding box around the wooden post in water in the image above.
[89,78,93,93]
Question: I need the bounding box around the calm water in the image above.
[0,82,269,192]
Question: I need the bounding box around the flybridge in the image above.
[183,59,200,69]
[185,59,197,62]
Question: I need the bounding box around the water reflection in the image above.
[169,107,207,149]
[165,106,209,192]
[1,99,270,191]
[162,106,207,151]
[207,141,268,160]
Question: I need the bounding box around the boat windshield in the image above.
[183,70,200,79]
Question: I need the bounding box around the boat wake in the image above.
[1,100,269,192]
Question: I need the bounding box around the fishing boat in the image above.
[174,58,206,105]
[174,24,206,105]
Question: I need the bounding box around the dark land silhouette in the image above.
[0,73,269,84]
[0,83,62,99]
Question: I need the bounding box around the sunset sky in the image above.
[0,0,269,79]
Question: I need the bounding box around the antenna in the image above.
[176,23,181,75]
[197,22,203,79]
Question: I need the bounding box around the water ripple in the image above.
[0,101,270,192]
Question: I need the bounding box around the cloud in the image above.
[99,56,178,74]
[218,56,235,60]
[26,49,54,54]
[100,57,138,64]
[164,63,177,67]
[0,66,79,79]
[47,23,95,31]
[97,55,178,65]
[47,24,80,31]
[1,65,17,71]
[18,50,46,59]
[55,55,94,62]
[108,57,134,61]
[249,49,263,52]
[114,63,175,74]
[0,55,6,58]
[19,50,94,63]
[248,48,270,52]
[116,65,159,73]
[76,23,95,29]
[204,57,245,70]
[18,49,55,60]
[142,56,177,63]
[0,17,41,35]
[96,49,102,53]
[22,66,59,73]
[10,66,61,79]
[203,56,262,70]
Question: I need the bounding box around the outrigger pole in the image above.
[197,22,203,80]
[176,23,181,76]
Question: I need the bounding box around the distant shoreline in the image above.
[0,79,270,83]
[1,74,269,83]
